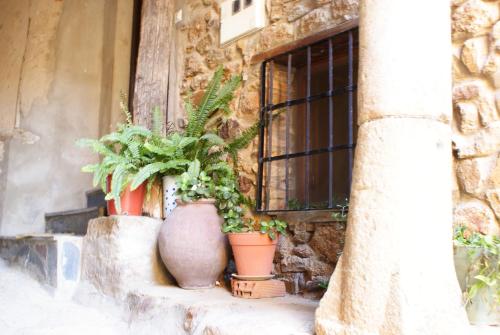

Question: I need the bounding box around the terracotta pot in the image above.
[158,199,228,289]
[228,232,278,276]
[106,175,145,216]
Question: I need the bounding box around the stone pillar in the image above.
[315,1,471,334]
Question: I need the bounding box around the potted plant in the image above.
[156,66,260,288]
[454,226,500,326]
[130,132,195,217]
[77,100,157,215]
[215,170,287,277]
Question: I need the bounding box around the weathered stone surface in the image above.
[275,234,295,262]
[454,200,499,235]
[455,101,480,133]
[486,189,500,219]
[453,125,500,158]
[126,286,317,334]
[452,0,498,40]
[281,255,308,272]
[453,55,471,81]
[307,258,334,277]
[331,0,359,20]
[287,0,316,22]
[239,90,260,115]
[292,244,315,258]
[259,23,294,50]
[487,154,500,188]
[297,7,333,38]
[218,119,240,140]
[317,115,470,334]
[293,230,312,244]
[456,156,495,197]
[81,216,171,299]
[309,224,345,263]
[453,81,498,126]
[461,36,489,74]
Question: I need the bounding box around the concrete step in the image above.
[45,207,102,235]
[0,234,83,298]
[85,187,106,209]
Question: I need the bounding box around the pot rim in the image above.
[228,231,278,236]
[175,198,216,205]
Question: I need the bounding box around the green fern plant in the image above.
[77,98,164,213]
[131,66,260,204]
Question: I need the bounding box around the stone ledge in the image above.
[125,285,317,335]
[81,215,172,299]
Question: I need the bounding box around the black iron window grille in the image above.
[256,28,359,212]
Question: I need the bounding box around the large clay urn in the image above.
[158,199,228,289]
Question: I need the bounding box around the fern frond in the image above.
[226,120,260,154]
[206,74,241,115]
[131,160,190,190]
[205,161,232,175]
[200,133,226,146]
[144,141,176,157]
[186,66,224,137]
[109,163,129,213]
[76,138,118,158]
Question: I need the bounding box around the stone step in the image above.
[0,234,83,298]
[85,187,106,209]
[80,215,317,334]
[124,285,317,334]
[45,207,102,235]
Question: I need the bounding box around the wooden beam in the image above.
[133,0,174,130]
[133,0,174,219]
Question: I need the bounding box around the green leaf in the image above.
[200,133,226,146]
[110,164,129,213]
[185,66,224,137]
[188,159,201,178]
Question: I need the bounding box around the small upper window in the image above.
[232,0,241,14]
[256,28,359,212]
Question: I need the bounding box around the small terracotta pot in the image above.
[158,199,228,289]
[106,175,145,216]
[228,232,278,276]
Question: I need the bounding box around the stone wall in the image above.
[451,0,500,235]
[0,0,133,234]
[173,0,359,296]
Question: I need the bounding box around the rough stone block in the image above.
[309,223,346,263]
[454,199,499,235]
[81,216,172,299]
[452,0,498,40]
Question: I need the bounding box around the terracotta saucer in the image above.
[231,274,275,281]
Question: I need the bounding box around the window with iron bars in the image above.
[256,28,359,212]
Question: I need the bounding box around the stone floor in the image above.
[124,285,317,334]
[1,258,497,334]
[0,259,128,335]
[0,259,317,335]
